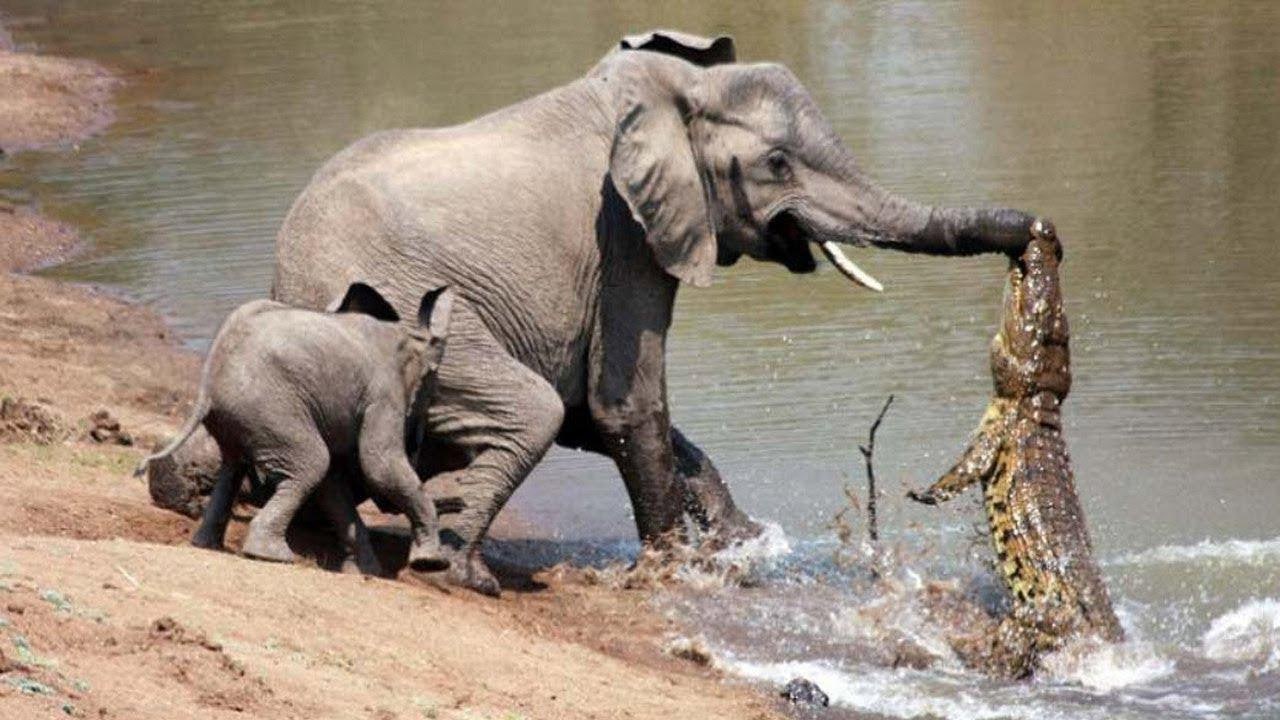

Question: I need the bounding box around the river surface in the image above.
[3,2,1278,718]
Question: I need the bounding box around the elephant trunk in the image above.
[858,179,1037,257]
[802,171,1037,292]
[788,147,1039,289]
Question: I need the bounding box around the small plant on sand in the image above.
[68,445,136,473]
[38,588,72,613]
[3,674,56,695]
[410,696,439,719]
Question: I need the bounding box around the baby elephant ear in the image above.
[328,282,400,323]
[416,286,455,340]
[619,30,736,67]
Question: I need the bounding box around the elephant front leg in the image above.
[558,410,761,546]
[595,405,686,544]
[670,427,763,546]
[588,273,689,544]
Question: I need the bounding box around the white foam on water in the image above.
[1200,598,1280,674]
[828,584,962,670]
[660,520,793,590]
[1039,638,1176,691]
[677,533,1280,719]
[1108,536,1280,568]
[712,519,792,564]
[723,656,1106,720]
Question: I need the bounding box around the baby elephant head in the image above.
[328,282,456,404]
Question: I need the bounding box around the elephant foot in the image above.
[338,545,385,577]
[407,536,451,573]
[435,545,500,597]
[339,553,385,577]
[241,529,297,564]
[189,530,225,552]
[702,513,766,552]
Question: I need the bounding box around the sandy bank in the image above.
[0,40,117,153]
[0,446,779,720]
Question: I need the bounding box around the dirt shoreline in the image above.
[0,34,786,720]
[0,37,118,153]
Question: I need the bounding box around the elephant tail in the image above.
[132,388,211,478]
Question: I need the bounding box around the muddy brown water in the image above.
[3,2,1278,718]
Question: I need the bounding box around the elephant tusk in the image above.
[819,242,884,292]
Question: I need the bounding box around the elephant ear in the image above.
[619,31,736,67]
[413,286,455,373]
[328,282,400,323]
[415,286,455,340]
[609,70,718,287]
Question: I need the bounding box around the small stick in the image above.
[859,395,894,543]
[115,564,141,590]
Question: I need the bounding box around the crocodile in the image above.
[907,219,1123,677]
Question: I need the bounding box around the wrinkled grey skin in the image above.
[147,425,277,518]
[146,426,230,519]
[138,283,455,576]
[272,31,1037,596]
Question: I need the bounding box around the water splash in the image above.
[1200,598,1280,674]
[1108,537,1280,568]
[1039,637,1176,691]
[710,519,792,565]
[723,656,1108,720]
[658,534,1280,720]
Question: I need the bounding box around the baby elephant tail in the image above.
[132,391,211,478]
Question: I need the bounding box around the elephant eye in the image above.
[765,149,792,181]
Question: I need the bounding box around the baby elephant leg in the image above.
[359,404,448,573]
[315,472,383,576]
[190,458,244,550]
[242,436,330,563]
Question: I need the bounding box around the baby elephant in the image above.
[137,282,453,575]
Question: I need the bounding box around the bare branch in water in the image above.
[859,395,895,543]
[830,482,863,569]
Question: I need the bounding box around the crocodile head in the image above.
[990,219,1071,405]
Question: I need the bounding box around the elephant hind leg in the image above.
[424,302,565,596]
[191,455,245,551]
[671,427,763,547]
[242,435,331,564]
[315,473,383,577]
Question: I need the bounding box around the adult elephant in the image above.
[272,31,1036,596]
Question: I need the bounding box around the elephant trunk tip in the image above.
[916,206,1040,257]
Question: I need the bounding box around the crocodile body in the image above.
[909,221,1123,676]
